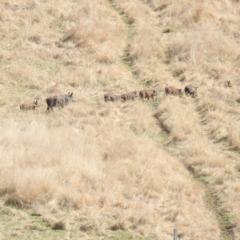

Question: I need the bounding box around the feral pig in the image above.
[165,86,182,95]
[213,80,232,88]
[20,100,39,110]
[104,93,121,102]
[184,85,198,97]
[139,89,157,100]
[121,91,138,103]
[46,92,73,111]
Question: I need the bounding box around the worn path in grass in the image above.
[139,1,240,239]
[129,1,240,239]
[109,0,232,239]
[1,0,237,239]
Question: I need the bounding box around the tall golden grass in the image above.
[118,0,240,238]
[1,0,240,239]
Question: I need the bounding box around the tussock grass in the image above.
[130,2,240,238]
[0,118,220,239]
[197,88,240,150]
[2,0,240,239]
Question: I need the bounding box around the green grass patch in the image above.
[216,136,228,144]
[0,102,5,107]
[108,230,144,240]
[198,175,212,184]
[162,26,181,33]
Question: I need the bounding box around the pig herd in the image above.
[104,89,157,103]
[19,80,232,111]
[104,80,232,103]
[103,85,197,103]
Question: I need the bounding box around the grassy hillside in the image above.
[1,0,240,239]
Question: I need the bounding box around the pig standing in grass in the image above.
[20,100,39,110]
[184,85,198,97]
[165,86,182,95]
[121,91,138,102]
[46,92,73,111]
[139,89,157,101]
[104,93,121,102]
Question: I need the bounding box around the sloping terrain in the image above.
[0,0,240,239]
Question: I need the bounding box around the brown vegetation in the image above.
[1,0,240,239]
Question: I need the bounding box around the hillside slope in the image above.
[0,0,240,239]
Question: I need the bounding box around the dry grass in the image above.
[0,117,220,239]
[2,0,240,239]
